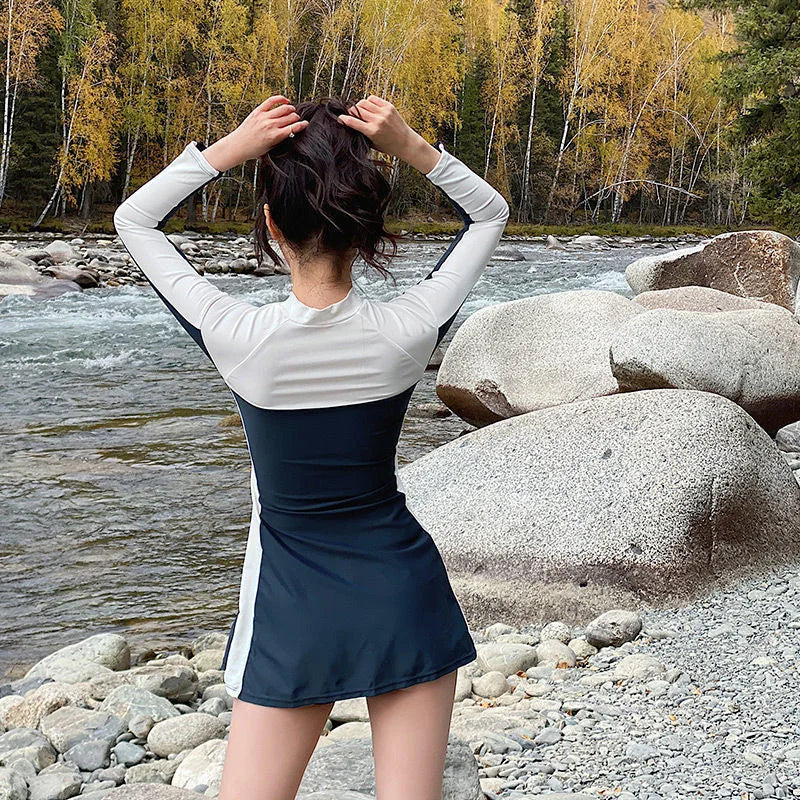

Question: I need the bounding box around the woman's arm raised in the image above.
[112,97,307,374]
[338,96,510,346]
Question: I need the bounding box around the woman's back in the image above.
[112,132,509,708]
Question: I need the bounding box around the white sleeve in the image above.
[388,140,510,345]
[112,140,274,377]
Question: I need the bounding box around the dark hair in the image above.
[253,94,400,281]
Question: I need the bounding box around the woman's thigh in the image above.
[366,670,458,800]
[218,696,334,800]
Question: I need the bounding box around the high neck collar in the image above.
[282,285,363,325]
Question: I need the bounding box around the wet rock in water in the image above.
[571,234,609,249]
[41,264,99,288]
[399,389,800,626]
[626,230,800,313]
[43,239,76,263]
[492,245,526,261]
[546,235,567,251]
[435,290,644,427]
[610,308,800,434]
[299,734,482,800]
[632,285,792,315]
[584,610,643,648]
[0,256,81,299]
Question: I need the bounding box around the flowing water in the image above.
[0,236,677,678]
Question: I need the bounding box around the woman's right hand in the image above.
[337,95,441,174]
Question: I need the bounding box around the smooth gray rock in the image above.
[122,758,179,785]
[98,685,180,725]
[436,290,644,426]
[25,634,129,684]
[535,641,576,668]
[146,713,225,757]
[28,765,82,800]
[610,307,800,433]
[475,642,538,676]
[613,654,666,680]
[89,665,197,703]
[43,241,76,264]
[400,389,800,626]
[39,707,126,755]
[188,650,225,673]
[111,741,145,767]
[190,632,227,654]
[585,610,643,648]
[62,737,110,771]
[170,738,226,795]
[0,727,57,771]
[0,766,28,800]
[297,793,374,800]
[625,230,800,312]
[298,734,481,800]
[328,698,369,724]
[471,671,509,699]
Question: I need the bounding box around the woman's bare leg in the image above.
[218,696,334,800]
[367,669,458,800]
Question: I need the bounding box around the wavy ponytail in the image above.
[253,94,401,282]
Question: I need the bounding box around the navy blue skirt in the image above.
[218,384,477,707]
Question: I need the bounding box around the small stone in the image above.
[471,671,509,699]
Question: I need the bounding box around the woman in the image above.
[113,93,509,800]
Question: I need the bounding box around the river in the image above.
[0,236,676,678]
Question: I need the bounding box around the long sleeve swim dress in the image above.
[113,138,510,708]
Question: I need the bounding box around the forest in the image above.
[0,0,794,230]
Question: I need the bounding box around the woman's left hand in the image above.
[202,96,309,171]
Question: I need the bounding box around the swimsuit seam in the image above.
[219,311,293,382]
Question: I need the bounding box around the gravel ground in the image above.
[475,565,800,800]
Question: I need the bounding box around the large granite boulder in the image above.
[633,285,793,315]
[299,734,481,800]
[399,389,800,626]
[610,308,800,433]
[626,231,800,312]
[435,290,644,427]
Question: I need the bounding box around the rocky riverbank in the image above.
[0,232,709,299]
[1,561,798,800]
